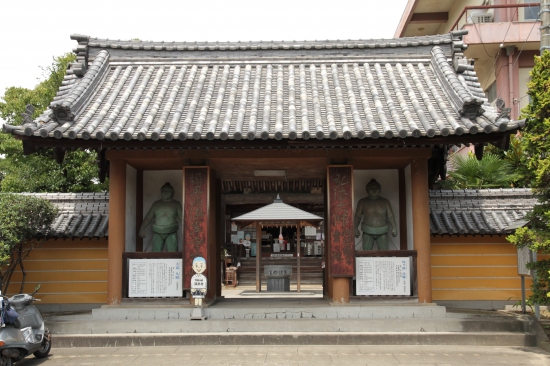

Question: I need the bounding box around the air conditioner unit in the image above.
[469,10,494,23]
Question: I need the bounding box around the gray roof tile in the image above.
[429,188,535,235]
[17,188,535,238]
[5,32,523,144]
[20,192,108,238]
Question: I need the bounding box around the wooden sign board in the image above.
[183,167,210,290]
[356,257,411,296]
[327,166,355,277]
[128,258,183,297]
[517,246,533,277]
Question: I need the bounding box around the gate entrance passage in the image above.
[232,195,324,293]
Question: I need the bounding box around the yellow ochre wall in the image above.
[5,235,544,305]
[431,235,541,301]
[6,238,108,304]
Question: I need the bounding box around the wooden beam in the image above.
[135,170,143,252]
[410,12,448,24]
[15,131,520,153]
[53,147,66,164]
[297,224,301,293]
[399,168,407,251]
[106,147,433,161]
[474,144,484,160]
[256,222,262,293]
[225,193,323,205]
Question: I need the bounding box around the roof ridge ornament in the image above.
[21,104,37,136]
[274,194,283,203]
[496,98,511,120]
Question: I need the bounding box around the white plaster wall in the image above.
[353,170,400,250]
[142,170,184,252]
[125,165,137,252]
[405,164,414,250]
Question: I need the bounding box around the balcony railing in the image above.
[451,3,540,32]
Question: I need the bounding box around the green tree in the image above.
[485,134,527,186]
[0,194,57,293]
[441,152,517,189]
[507,51,550,305]
[0,54,108,193]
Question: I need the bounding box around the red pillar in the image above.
[107,159,126,305]
[411,158,432,303]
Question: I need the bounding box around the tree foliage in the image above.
[484,134,527,187]
[507,52,550,304]
[0,194,57,293]
[0,53,108,192]
[441,152,517,189]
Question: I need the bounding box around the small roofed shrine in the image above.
[232,195,323,293]
[3,30,523,306]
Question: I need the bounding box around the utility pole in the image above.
[542,0,550,54]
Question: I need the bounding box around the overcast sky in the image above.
[0,0,408,125]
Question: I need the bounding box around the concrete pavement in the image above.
[13,345,550,365]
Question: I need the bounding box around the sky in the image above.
[0,0,409,125]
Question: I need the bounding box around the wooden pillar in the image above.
[411,158,432,303]
[182,167,212,299]
[107,159,126,305]
[297,223,301,293]
[135,169,143,252]
[398,168,407,250]
[332,278,350,303]
[326,166,354,303]
[256,222,262,292]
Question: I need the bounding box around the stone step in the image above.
[91,303,445,321]
[49,313,529,333]
[52,331,536,348]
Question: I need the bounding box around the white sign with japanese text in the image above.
[129,259,183,297]
[356,257,411,296]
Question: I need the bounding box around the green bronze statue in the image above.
[139,182,182,252]
[354,179,397,250]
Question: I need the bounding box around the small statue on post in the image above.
[190,257,207,320]
[354,179,398,250]
[139,182,182,252]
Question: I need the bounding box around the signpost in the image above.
[128,258,183,297]
[356,257,411,296]
[516,246,533,314]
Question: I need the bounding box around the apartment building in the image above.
[395,0,541,120]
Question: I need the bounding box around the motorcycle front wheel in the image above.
[33,335,51,359]
[0,355,12,366]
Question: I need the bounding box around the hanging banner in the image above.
[183,167,209,289]
[327,166,355,277]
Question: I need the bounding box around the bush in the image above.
[0,194,57,293]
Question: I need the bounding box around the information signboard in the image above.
[129,258,183,297]
[356,257,411,296]
[517,246,533,277]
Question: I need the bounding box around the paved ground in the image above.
[13,345,550,365]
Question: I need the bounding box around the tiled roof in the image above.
[233,196,323,222]
[21,192,109,238]
[82,34,457,52]
[429,188,535,235]
[5,31,522,144]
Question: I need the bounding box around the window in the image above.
[485,82,497,104]
[524,0,540,21]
